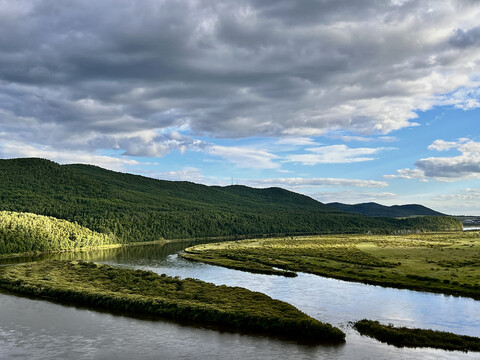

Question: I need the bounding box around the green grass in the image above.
[181,231,480,299]
[0,211,118,256]
[0,260,345,343]
[354,320,480,352]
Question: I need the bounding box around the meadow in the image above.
[181,231,480,299]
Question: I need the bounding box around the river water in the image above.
[1,241,479,360]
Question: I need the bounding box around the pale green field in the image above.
[181,231,480,299]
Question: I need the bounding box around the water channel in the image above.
[1,241,479,359]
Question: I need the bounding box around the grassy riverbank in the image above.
[181,231,480,299]
[0,260,345,343]
[354,320,480,352]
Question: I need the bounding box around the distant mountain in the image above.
[327,202,446,218]
[0,158,461,242]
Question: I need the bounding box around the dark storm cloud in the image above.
[1,0,480,157]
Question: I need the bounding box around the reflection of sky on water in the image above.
[95,244,480,338]
[2,241,480,359]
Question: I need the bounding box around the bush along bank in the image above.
[354,320,480,352]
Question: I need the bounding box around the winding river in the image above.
[1,241,480,359]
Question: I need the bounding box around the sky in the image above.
[1,0,480,215]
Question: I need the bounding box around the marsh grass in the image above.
[354,320,480,352]
[181,232,480,299]
[0,260,345,343]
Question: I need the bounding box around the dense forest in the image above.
[0,211,117,255]
[0,158,462,244]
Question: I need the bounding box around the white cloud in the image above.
[242,177,388,189]
[151,167,214,184]
[416,139,480,179]
[284,144,390,165]
[275,137,316,146]
[384,168,428,181]
[335,135,397,143]
[311,190,397,204]
[208,145,280,169]
[386,138,480,181]
[427,188,480,215]
[427,139,465,151]
[0,141,140,171]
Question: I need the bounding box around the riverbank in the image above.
[0,231,284,261]
[0,260,345,343]
[354,320,480,352]
[181,231,480,299]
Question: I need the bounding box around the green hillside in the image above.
[0,158,462,243]
[0,211,117,255]
[327,202,445,217]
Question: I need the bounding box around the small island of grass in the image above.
[353,319,480,352]
[0,260,345,344]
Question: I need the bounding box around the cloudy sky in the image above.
[1,0,480,214]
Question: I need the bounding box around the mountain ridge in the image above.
[0,158,461,241]
[327,202,446,217]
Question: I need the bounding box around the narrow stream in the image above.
[1,241,479,359]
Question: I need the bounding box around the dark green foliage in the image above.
[354,320,480,352]
[328,202,446,217]
[0,260,345,343]
[0,211,117,255]
[0,158,462,244]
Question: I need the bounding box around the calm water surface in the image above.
[1,241,479,360]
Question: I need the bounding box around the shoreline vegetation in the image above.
[0,260,345,344]
[353,320,480,352]
[181,232,480,300]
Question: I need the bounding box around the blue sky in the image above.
[1,1,480,214]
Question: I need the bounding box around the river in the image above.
[1,241,479,360]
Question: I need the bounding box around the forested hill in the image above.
[327,202,446,217]
[0,158,461,242]
[67,162,336,213]
[0,211,116,255]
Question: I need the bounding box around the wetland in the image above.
[1,238,480,359]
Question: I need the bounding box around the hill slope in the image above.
[0,211,117,255]
[327,202,445,217]
[0,158,461,241]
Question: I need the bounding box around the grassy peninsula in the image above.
[0,211,118,256]
[181,232,480,299]
[0,260,345,343]
[354,320,480,352]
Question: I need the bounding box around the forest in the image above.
[0,211,117,255]
[0,158,462,246]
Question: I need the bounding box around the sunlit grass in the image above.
[181,231,480,299]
